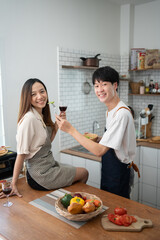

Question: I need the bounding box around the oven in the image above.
[0,150,17,180]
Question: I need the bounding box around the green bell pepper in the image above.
[61,193,73,208]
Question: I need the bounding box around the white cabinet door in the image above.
[60,153,73,165]
[130,146,140,201]
[72,155,86,168]
[139,146,158,208]
[157,149,160,209]
[86,159,101,189]
[60,153,101,189]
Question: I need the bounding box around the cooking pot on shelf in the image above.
[80,54,101,67]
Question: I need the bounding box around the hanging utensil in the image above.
[82,80,91,94]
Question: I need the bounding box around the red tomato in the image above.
[114,215,123,226]
[93,199,101,207]
[108,214,123,226]
[120,214,133,226]
[85,199,94,203]
[114,207,127,215]
[108,213,115,223]
[131,216,137,222]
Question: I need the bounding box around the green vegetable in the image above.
[48,101,54,104]
[61,193,73,208]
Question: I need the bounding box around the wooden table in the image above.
[0,178,160,240]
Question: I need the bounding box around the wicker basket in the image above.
[83,133,98,142]
[129,82,142,94]
[55,192,103,221]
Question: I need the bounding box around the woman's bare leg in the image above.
[73,168,89,184]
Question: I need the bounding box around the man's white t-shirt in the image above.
[99,101,136,164]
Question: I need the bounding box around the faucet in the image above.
[92,121,100,133]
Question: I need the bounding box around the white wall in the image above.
[0,0,160,159]
[0,0,120,158]
[133,0,160,48]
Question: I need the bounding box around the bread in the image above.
[0,146,8,156]
[152,136,160,141]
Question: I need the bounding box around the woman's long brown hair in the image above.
[18,78,54,129]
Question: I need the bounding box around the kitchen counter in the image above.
[61,146,101,162]
[136,139,160,149]
[0,177,160,240]
[61,140,160,162]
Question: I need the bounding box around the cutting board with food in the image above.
[101,207,153,232]
[137,136,160,144]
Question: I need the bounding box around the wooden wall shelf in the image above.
[129,93,160,96]
[129,69,160,72]
[62,65,98,70]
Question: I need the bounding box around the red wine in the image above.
[59,106,67,111]
[3,187,12,195]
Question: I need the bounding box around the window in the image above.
[0,62,5,146]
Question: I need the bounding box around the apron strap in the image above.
[106,106,132,117]
[128,161,140,178]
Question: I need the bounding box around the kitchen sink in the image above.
[69,145,94,155]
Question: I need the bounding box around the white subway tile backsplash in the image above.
[58,47,160,149]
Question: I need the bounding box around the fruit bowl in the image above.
[83,133,98,142]
[55,192,103,221]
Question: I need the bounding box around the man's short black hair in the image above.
[92,66,119,86]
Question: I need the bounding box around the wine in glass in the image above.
[2,181,13,207]
[59,102,67,112]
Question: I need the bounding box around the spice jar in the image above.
[140,85,145,94]
[149,79,154,93]
[145,77,149,94]
[155,82,159,92]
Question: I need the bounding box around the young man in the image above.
[56,66,137,199]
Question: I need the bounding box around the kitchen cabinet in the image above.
[60,145,160,209]
[138,146,160,209]
[130,147,140,202]
[60,153,101,188]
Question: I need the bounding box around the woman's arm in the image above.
[51,111,66,142]
[51,122,59,142]
[11,154,26,197]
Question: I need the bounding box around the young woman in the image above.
[2,78,88,198]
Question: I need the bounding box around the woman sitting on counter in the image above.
[56,66,137,199]
[0,78,88,198]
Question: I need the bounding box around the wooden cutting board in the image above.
[101,215,153,232]
[137,136,160,144]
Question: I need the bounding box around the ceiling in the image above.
[108,0,157,5]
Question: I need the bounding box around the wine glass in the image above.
[59,102,67,112]
[2,181,13,207]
